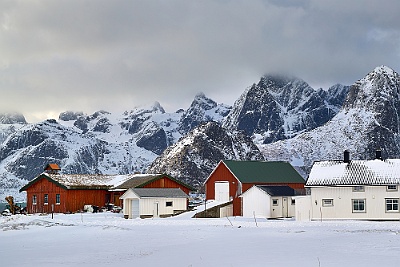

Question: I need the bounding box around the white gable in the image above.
[307,159,400,186]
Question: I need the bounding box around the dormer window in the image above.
[352,186,365,192]
[387,185,398,191]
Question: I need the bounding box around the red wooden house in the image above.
[20,166,194,214]
[19,173,118,214]
[204,160,305,216]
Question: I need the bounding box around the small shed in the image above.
[120,188,189,219]
[241,185,296,218]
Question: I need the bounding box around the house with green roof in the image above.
[204,160,305,216]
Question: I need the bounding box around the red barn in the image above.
[204,160,305,216]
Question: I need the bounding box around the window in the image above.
[56,194,60,205]
[322,199,334,207]
[166,201,173,207]
[387,185,398,191]
[291,198,295,205]
[352,186,365,192]
[32,195,37,205]
[272,199,278,206]
[44,194,48,205]
[386,198,399,212]
[352,199,366,212]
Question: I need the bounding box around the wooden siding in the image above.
[25,177,108,214]
[205,162,239,201]
[143,176,192,195]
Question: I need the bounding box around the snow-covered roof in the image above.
[20,173,134,191]
[306,159,400,186]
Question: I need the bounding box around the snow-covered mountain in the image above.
[0,95,230,201]
[3,66,400,200]
[259,66,400,174]
[147,121,264,187]
[223,75,349,143]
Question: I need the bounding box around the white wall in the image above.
[309,185,400,220]
[295,196,312,221]
[242,186,271,218]
[123,197,187,218]
[139,198,187,217]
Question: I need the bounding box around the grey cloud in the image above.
[1,0,400,122]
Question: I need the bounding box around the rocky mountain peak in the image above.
[178,93,231,135]
[344,65,400,111]
[0,112,27,124]
[223,74,349,143]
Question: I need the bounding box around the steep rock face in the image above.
[147,121,264,187]
[178,93,231,135]
[223,75,349,143]
[259,66,400,174]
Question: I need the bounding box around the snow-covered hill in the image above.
[147,121,264,187]
[259,66,400,174]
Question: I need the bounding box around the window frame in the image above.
[272,199,279,206]
[352,199,366,213]
[56,194,60,205]
[322,199,334,207]
[385,198,399,213]
[387,185,398,191]
[352,186,365,192]
[166,201,173,207]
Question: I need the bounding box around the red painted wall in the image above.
[143,175,192,195]
[25,177,108,214]
[205,162,239,201]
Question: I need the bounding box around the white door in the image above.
[131,199,140,219]
[215,182,230,202]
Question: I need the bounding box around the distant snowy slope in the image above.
[259,66,400,174]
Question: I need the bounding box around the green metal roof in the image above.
[222,160,305,184]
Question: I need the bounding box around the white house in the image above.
[297,150,400,221]
[240,185,296,218]
[120,188,189,219]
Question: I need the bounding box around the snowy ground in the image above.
[1,210,400,267]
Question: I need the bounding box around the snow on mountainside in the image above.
[223,75,349,144]
[0,95,230,201]
[178,93,231,134]
[147,121,264,187]
[259,66,400,175]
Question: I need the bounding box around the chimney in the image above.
[344,150,350,163]
[376,148,383,160]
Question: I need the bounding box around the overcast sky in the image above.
[1,0,400,122]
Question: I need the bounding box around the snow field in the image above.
[1,212,400,267]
